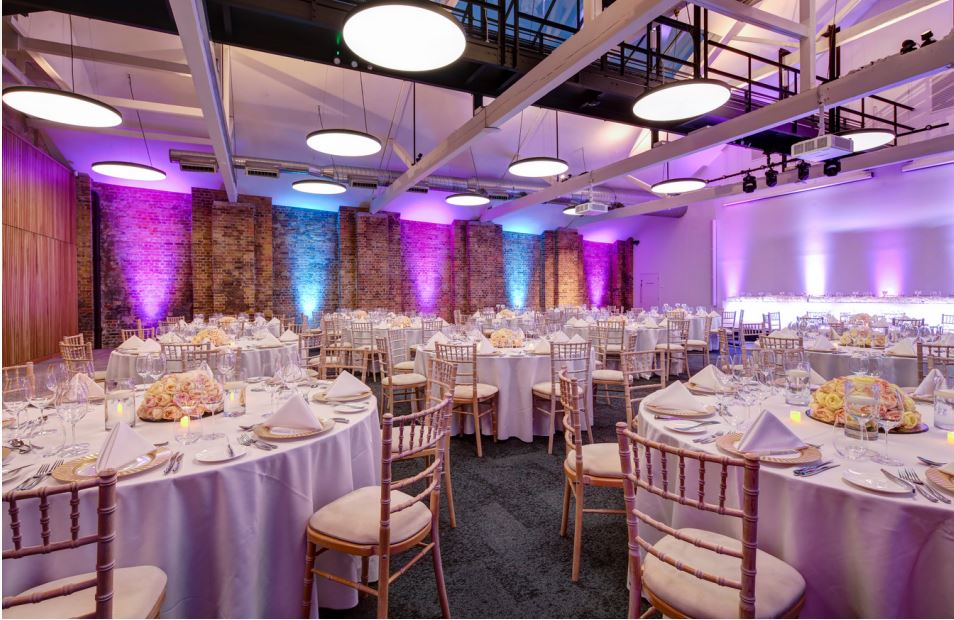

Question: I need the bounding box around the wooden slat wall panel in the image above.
[2,128,78,364]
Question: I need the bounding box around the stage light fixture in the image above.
[741,172,757,193]
[797,161,811,181]
[921,30,936,46]
[764,167,778,187]
[900,39,917,54]
[823,159,841,177]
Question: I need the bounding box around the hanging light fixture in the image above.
[838,128,895,152]
[446,148,490,206]
[632,78,731,122]
[91,75,166,181]
[650,160,706,195]
[306,76,381,157]
[293,177,348,195]
[343,0,466,71]
[508,110,569,178]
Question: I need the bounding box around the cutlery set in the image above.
[13,460,62,490]
[238,433,277,451]
[692,431,725,444]
[794,461,839,477]
[887,468,950,503]
[163,452,184,475]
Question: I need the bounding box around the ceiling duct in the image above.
[244,161,280,178]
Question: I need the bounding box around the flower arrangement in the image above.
[390,315,413,328]
[607,315,628,324]
[849,313,872,325]
[810,375,920,430]
[490,328,523,348]
[837,327,886,348]
[218,316,237,325]
[496,309,516,319]
[353,310,369,320]
[137,370,225,422]
[192,327,231,347]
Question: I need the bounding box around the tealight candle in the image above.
[948,431,954,445]
[789,410,802,423]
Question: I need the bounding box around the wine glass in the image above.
[173,388,204,440]
[199,378,225,441]
[871,386,904,465]
[218,349,237,381]
[27,370,57,438]
[3,376,30,442]
[135,354,152,385]
[150,353,167,382]
[842,379,881,460]
[58,378,90,458]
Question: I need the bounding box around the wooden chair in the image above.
[385,328,417,374]
[416,358,458,528]
[377,334,427,417]
[716,311,736,337]
[302,397,454,619]
[739,322,766,350]
[298,333,322,378]
[717,328,733,374]
[421,318,443,347]
[615,424,806,619]
[61,334,85,346]
[559,370,625,582]
[685,315,713,373]
[762,312,781,332]
[533,341,593,455]
[916,343,954,383]
[60,342,106,382]
[435,343,498,457]
[619,349,666,429]
[759,336,804,358]
[728,309,745,350]
[942,314,954,331]
[595,320,625,370]
[892,317,925,328]
[593,332,637,406]
[182,346,222,371]
[160,342,211,374]
[656,319,689,378]
[3,470,167,618]
[2,362,35,391]
[120,326,156,342]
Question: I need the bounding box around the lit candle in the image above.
[180,415,190,429]
[789,410,802,423]
[948,431,954,445]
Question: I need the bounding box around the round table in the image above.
[2,389,381,618]
[106,340,299,383]
[637,394,953,618]
[807,346,918,386]
[413,347,594,442]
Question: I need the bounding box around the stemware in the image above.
[200,377,225,441]
[58,378,90,458]
[173,389,204,441]
[218,349,237,380]
[870,386,905,465]
[842,379,881,460]
[135,354,152,384]
[4,376,31,441]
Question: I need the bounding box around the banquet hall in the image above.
[2,0,953,618]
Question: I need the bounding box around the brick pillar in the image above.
[355,211,403,311]
[191,188,215,317]
[543,228,586,307]
[616,239,635,309]
[465,221,504,310]
[451,220,469,313]
[338,207,359,309]
[75,174,94,343]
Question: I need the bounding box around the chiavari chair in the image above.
[656,318,690,378]
[762,312,782,332]
[685,315,713,373]
[942,314,954,331]
[759,336,805,361]
[384,328,416,374]
[120,323,155,342]
[2,362,36,391]
[60,342,105,382]
[615,423,806,619]
[160,342,211,374]
[182,346,222,372]
[298,333,322,378]
[165,315,185,324]
[435,343,498,457]
[61,334,85,346]
[593,332,637,406]
[532,341,592,455]
[665,309,686,320]
[717,328,733,373]
[892,317,925,328]
[916,343,954,383]
[349,321,377,382]
[421,318,443,348]
[411,358,458,528]
[302,397,454,619]
[596,320,625,370]
[377,335,427,417]
[729,309,745,350]
[716,310,736,338]
[559,370,625,582]
[620,349,666,429]
[739,322,766,350]
[545,317,565,334]
[3,470,168,618]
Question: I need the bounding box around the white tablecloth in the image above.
[808,347,919,386]
[413,348,594,442]
[106,341,299,383]
[637,394,953,618]
[2,389,381,618]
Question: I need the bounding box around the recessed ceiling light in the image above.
[293,178,348,195]
[838,128,895,152]
[306,129,382,157]
[343,0,466,71]
[446,191,490,206]
[91,161,166,181]
[632,79,731,122]
[508,156,569,178]
[2,86,122,128]
[650,177,706,195]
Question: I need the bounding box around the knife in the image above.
[172,452,185,473]
[880,469,918,498]
[163,453,178,475]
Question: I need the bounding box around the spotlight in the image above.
[796,161,810,181]
[823,159,841,177]
[741,172,756,193]
[764,168,778,187]
[921,30,936,46]
[900,39,917,54]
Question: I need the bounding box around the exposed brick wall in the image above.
[401,220,454,320]
[94,182,193,347]
[211,201,257,314]
[543,229,585,306]
[355,212,404,311]
[272,206,340,320]
[338,207,359,309]
[583,241,614,307]
[617,239,634,309]
[451,221,468,313]
[190,188,215,315]
[75,174,94,344]
[465,221,504,310]
[502,231,543,310]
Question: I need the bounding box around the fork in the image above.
[15,463,50,491]
[693,431,725,444]
[918,456,945,467]
[899,467,950,504]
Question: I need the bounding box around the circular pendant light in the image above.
[306,129,382,157]
[632,79,731,122]
[91,161,166,181]
[446,191,490,206]
[343,0,466,71]
[293,178,348,195]
[650,177,706,195]
[508,156,569,178]
[2,86,122,128]
[838,128,895,152]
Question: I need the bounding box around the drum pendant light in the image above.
[446,147,490,206]
[508,110,569,178]
[306,75,381,157]
[91,75,166,181]
[650,161,706,195]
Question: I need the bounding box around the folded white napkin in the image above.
[258,333,284,348]
[568,334,587,344]
[645,381,707,412]
[158,332,183,344]
[569,318,590,327]
[139,339,161,354]
[268,317,281,325]
[119,335,145,350]
[71,373,105,400]
[737,410,806,454]
[708,311,721,318]
[809,367,826,385]
[657,318,668,328]
[886,337,916,356]
[96,423,154,472]
[533,339,551,354]
[940,461,954,476]
[268,392,321,430]
[914,368,944,397]
[809,335,834,351]
[872,319,890,328]
[424,332,449,351]
[550,331,569,343]
[477,339,496,355]
[689,364,729,392]
[769,329,798,339]
[279,329,299,342]
[325,370,369,399]
[641,317,658,328]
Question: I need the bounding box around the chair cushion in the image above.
[6,565,167,619]
[643,528,806,619]
[309,356,339,366]
[453,383,498,400]
[382,373,427,387]
[685,339,708,347]
[394,360,416,372]
[565,442,624,478]
[598,344,622,353]
[592,369,624,382]
[389,425,434,453]
[92,370,107,383]
[655,343,684,350]
[309,486,431,545]
[532,382,586,397]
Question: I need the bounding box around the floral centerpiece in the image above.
[496,309,516,319]
[218,316,237,326]
[837,327,886,348]
[810,375,920,430]
[390,315,413,328]
[192,327,231,347]
[353,310,369,320]
[607,315,628,324]
[490,328,523,348]
[849,313,872,325]
[137,370,225,422]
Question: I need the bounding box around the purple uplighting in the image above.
[583,240,613,307]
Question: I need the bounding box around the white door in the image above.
[639,273,659,309]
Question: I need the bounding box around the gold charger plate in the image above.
[254,419,335,440]
[311,389,373,403]
[715,433,821,465]
[53,448,173,482]
[804,409,928,434]
[926,468,954,494]
[644,403,713,418]
[686,383,734,396]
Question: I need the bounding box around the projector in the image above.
[572,201,609,216]
[790,134,853,161]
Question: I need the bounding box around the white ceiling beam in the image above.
[798,0,816,90]
[484,35,954,222]
[577,131,954,223]
[12,36,191,75]
[733,35,799,48]
[29,119,212,145]
[169,0,238,201]
[369,0,680,212]
[94,94,204,118]
[693,0,808,39]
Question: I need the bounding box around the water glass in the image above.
[783,361,811,406]
[3,376,30,440]
[935,387,954,431]
[173,390,204,441]
[104,379,137,431]
[58,378,91,458]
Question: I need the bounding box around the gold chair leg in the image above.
[431,525,451,618]
[360,557,370,599]
[560,477,570,537]
[547,397,556,455]
[473,401,483,458]
[572,483,584,582]
[377,551,390,619]
[443,436,457,528]
[301,541,316,618]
